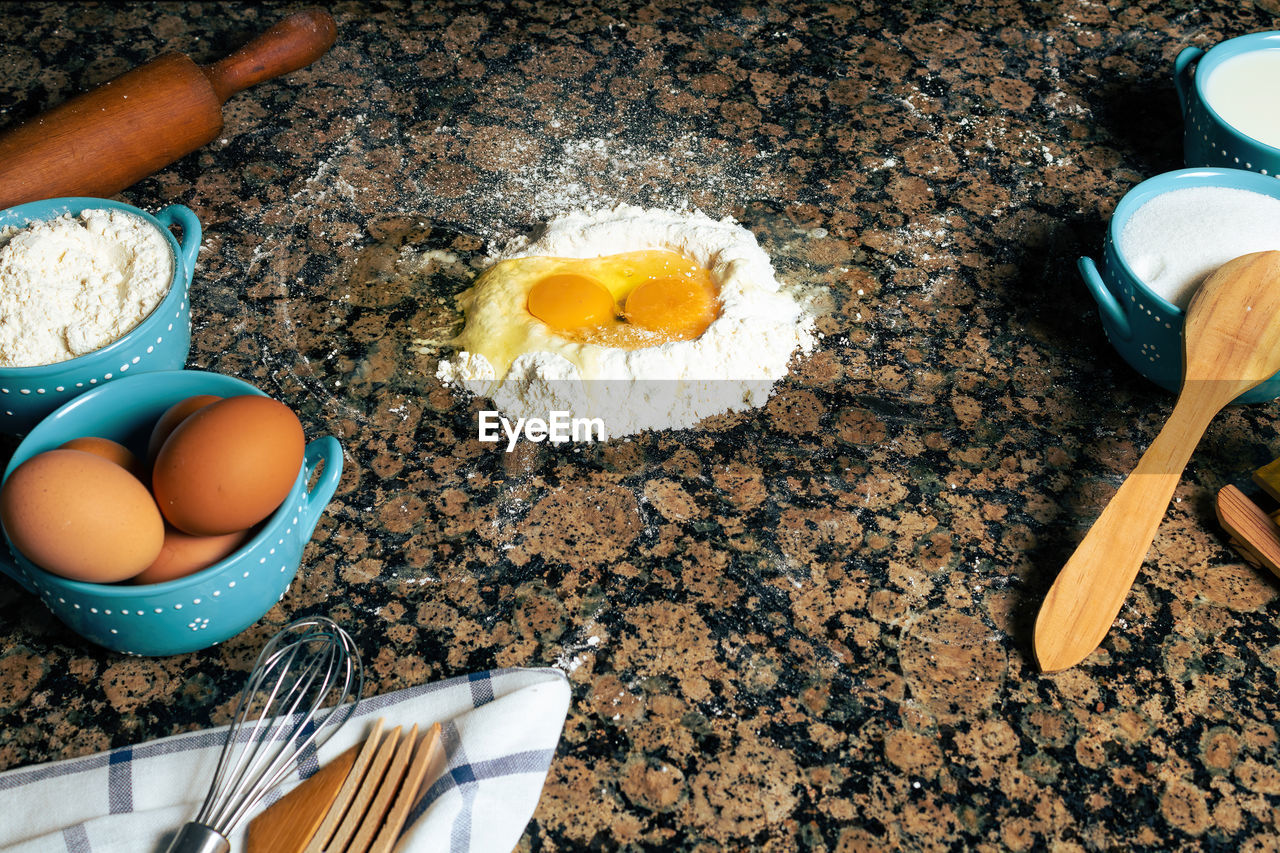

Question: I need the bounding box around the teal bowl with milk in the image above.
[1080,168,1280,403]
[1176,31,1280,174]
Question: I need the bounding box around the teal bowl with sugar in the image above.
[1079,167,1280,404]
[0,370,343,656]
[0,198,200,435]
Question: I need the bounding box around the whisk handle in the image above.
[164,822,230,853]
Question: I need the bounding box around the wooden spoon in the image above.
[1034,250,1280,672]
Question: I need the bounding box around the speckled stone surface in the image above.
[3,1,1280,849]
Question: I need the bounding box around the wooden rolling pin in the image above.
[0,8,337,210]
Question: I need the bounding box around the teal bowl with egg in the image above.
[1175,31,1280,174]
[1080,167,1280,404]
[0,370,343,656]
[0,197,200,435]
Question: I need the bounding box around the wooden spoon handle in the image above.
[1034,391,1221,672]
[202,9,337,103]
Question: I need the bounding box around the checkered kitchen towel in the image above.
[0,667,570,853]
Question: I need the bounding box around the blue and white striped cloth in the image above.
[0,667,570,853]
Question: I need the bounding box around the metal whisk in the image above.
[165,616,364,853]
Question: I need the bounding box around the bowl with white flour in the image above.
[0,197,201,433]
[1079,167,1280,403]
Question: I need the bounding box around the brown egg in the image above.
[59,436,143,479]
[147,394,222,463]
[131,524,252,585]
[0,449,164,582]
[152,395,305,536]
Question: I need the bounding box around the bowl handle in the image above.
[154,204,203,286]
[1173,46,1204,115]
[1079,256,1132,341]
[298,436,344,542]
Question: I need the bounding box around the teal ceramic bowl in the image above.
[0,198,201,435]
[0,370,343,656]
[1176,31,1280,174]
[1079,167,1280,404]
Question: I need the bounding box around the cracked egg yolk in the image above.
[525,250,719,347]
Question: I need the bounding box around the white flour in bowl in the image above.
[1118,185,1280,310]
[0,209,173,367]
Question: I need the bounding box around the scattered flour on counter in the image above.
[420,124,789,247]
[0,209,173,367]
[1118,186,1280,310]
[433,205,819,439]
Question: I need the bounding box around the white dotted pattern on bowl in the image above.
[1124,284,1175,330]
[0,301,188,418]
[1190,111,1278,176]
[30,494,304,655]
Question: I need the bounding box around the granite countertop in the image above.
[2,0,1280,849]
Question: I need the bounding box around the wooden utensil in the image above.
[1034,250,1280,672]
[350,724,443,853]
[245,741,363,853]
[322,724,409,853]
[1216,483,1280,577]
[1214,454,1280,579]
[319,723,445,853]
[0,8,337,210]
[368,724,444,853]
[300,719,389,853]
[1249,455,1280,502]
[247,718,444,853]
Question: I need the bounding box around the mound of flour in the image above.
[436,205,818,439]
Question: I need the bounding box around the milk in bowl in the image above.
[1176,31,1280,173]
[1202,48,1280,152]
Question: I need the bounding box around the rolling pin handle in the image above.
[202,9,337,103]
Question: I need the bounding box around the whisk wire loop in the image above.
[170,616,362,853]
